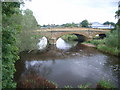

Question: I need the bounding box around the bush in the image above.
[2,26,19,88]
[105,26,120,49]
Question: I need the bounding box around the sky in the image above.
[22,0,119,25]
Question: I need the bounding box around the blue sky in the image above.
[22,0,119,25]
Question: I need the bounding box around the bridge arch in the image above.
[55,32,88,42]
[55,32,89,39]
[90,32,107,39]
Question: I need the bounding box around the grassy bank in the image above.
[83,40,120,56]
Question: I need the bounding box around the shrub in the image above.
[105,26,120,49]
[2,26,19,88]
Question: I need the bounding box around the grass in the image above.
[83,39,120,56]
[84,40,105,46]
[97,45,120,56]
[96,80,116,89]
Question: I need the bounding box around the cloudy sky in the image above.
[22,0,119,25]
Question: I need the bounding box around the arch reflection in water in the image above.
[25,60,53,77]
[37,37,48,50]
[56,38,78,50]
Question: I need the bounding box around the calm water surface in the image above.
[14,38,119,88]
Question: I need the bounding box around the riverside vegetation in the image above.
[82,26,120,56]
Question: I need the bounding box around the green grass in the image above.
[97,45,120,56]
[84,40,105,46]
[84,39,120,56]
[97,80,116,88]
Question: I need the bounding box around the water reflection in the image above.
[56,38,78,50]
[37,37,47,50]
[15,38,120,88]
[24,60,52,77]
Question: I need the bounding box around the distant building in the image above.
[90,22,114,29]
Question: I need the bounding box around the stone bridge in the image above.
[33,28,110,44]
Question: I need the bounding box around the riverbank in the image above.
[81,43,96,48]
[82,40,120,56]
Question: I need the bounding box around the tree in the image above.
[2,2,22,88]
[16,9,39,52]
[61,22,78,28]
[103,21,115,27]
[103,2,120,56]
[80,20,89,27]
[21,9,38,30]
[115,1,120,26]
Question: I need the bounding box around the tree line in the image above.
[41,20,115,28]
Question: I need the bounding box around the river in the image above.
[14,37,119,88]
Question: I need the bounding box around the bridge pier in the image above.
[49,38,57,44]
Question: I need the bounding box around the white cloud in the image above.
[22,0,119,25]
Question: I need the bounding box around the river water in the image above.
[14,38,119,88]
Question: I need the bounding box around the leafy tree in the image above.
[2,2,22,88]
[16,9,39,52]
[80,20,89,27]
[21,9,38,30]
[103,21,115,26]
[61,22,78,28]
[115,1,120,26]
